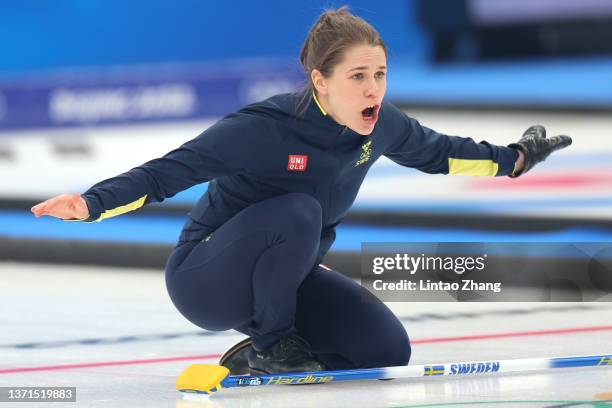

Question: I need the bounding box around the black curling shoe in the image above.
[219,337,252,376]
[247,334,326,374]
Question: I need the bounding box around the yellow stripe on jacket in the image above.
[94,194,148,222]
[448,158,499,177]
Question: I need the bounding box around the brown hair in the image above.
[300,6,386,89]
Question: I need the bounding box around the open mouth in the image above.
[361,104,380,125]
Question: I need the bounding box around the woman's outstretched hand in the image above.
[509,125,572,177]
[31,193,90,220]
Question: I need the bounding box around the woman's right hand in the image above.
[31,193,90,220]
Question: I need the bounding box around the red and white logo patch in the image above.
[287,154,308,171]
[287,155,308,172]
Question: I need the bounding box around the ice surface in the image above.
[1,262,611,407]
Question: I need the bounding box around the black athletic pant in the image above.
[165,193,410,369]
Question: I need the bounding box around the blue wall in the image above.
[0,0,427,73]
[2,1,611,109]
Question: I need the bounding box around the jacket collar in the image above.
[299,89,345,132]
[294,89,371,147]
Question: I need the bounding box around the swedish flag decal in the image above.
[424,365,445,376]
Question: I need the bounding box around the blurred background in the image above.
[1,0,611,272]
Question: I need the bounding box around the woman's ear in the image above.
[311,69,328,95]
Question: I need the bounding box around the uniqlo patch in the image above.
[287,155,308,171]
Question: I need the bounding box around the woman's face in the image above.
[313,44,387,136]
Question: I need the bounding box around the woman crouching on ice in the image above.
[31,7,571,375]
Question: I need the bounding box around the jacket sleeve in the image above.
[383,104,519,177]
[80,114,254,222]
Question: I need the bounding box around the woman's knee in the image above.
[363,325,411,368]
[348,302,411,368]
[385,329,412,367]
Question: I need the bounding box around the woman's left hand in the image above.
[509,125,572,177]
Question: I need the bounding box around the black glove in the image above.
[509,125,572,178]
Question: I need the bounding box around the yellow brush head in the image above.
[176,364,230,395]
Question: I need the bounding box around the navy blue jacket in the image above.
[80,91,519,263]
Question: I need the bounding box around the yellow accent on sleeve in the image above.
[312,90,328,116]
[448,158,499,177]
[94,194,148,222]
